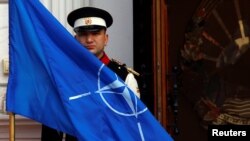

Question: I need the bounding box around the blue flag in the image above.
[6,0,173,141]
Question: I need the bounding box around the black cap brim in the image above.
[74,25,106,32]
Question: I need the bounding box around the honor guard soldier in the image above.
[41,6,141,141]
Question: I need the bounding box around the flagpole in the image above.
[9,112,15,141]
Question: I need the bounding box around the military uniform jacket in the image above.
[103,55,140,98]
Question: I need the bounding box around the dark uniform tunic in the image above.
[41,53,134,141]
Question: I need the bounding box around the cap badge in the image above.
[84,18,92,25]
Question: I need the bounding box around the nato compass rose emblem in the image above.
[69,64,148,141]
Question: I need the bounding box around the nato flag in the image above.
[6,0,173,141]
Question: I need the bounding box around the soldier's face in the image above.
[75,29,108,59]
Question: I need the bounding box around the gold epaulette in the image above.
[111,59,140,76]
[126,67,140,76]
